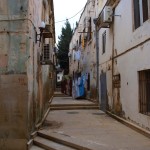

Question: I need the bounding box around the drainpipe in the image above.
[93,18,100,104]
[112,21,115,110]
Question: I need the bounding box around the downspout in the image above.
[111,0,120,110]
[93,19,100,104]
[112,19,115,110]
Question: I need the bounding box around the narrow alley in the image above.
[1,0,150,149]
[29,92,150,150]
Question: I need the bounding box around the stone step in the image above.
[50,103,98,107]
[29,145,45,150]
[54,94,69,97]
[50,105,99,110]
[33,136,75,150]
[37,131,92,150]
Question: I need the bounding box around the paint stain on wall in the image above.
[0,54,8,68]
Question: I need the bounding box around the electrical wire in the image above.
[55,7,84,24]
[55,0,93,24]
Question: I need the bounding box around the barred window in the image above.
[139,70,150,116]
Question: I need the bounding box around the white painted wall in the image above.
[98,0,150,129]
[69,0,150,130]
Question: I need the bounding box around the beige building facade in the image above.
[69,0,150,132]
[0,0,55,149]
[69,0,97,100]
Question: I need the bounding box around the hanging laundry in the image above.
[78,76,85,97]
[75,50,81,60]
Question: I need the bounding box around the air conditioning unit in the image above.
[102,6,113,23]
[99,6,113,28]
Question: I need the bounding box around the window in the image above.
[79,35,81,46]
[133,0,149,29]
[102,31,106,54]
[139,70,150,116]
[87,18,92,41]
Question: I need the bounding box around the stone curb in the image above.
[106,111,150,139]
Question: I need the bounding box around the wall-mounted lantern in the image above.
[36,21,53,44]
[36,21,46,43]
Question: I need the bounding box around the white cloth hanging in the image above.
[75,50,81,60]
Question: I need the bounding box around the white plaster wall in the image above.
[96,0,150,129]
[113,0,150,129]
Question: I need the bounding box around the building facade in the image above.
[69,0,150,132]
[69,0,97,100]
[0,0,55,149]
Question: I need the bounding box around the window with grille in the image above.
[139,70,150,116]
[133,0,149,29]
[102,31,106,54]
[43,44,50,60]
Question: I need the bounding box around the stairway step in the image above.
[37,131,92,150]
[50,104,98,107]
[34,136,75,150]
[53,93,69,97]
[54,95,69,97]
[30,145,45,150]
[50,106,99,110]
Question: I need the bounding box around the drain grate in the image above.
[67,111,79,114]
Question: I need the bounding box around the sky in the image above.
[54,0,87,44]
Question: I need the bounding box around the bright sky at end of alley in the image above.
[54,0,87,44]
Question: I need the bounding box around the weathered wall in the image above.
[69,0,97,100]
[0,75,28,150]
[113,0,150,129]
[70,0,150,131]
[97,0,150,130]
[0,0,55,149]
[0,1,29,149]
[27,0,55,134]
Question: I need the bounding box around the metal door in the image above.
[100,73,107,112]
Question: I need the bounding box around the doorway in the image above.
[100,72,108,112]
